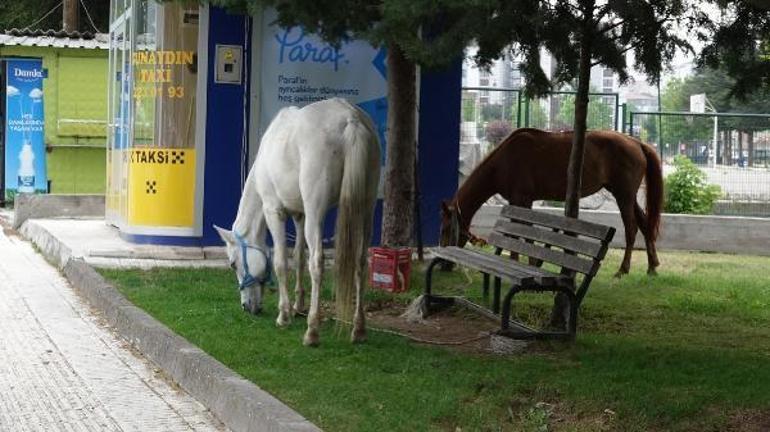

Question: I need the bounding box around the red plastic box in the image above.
[368,247,412,293]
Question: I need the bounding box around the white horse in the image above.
[214,98,381,346]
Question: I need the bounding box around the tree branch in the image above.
[594,4,612,22]
[598,18,626,34]
[591,41,642,67]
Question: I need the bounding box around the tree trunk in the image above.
[738,131,744,166]
[564,0,595,219]
[380,43,417,247]
[748,131,754,167]
[552,0,594,330]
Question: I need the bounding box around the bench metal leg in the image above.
[482,273,490,300]
[500,284,522,331]
[424,257,456,317]
[500,285,579,339]
[492,277,501,314]
[424,257,444,298]
[556,287,579,337]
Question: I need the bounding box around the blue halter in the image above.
[233,232,273,290]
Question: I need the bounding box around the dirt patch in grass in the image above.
[726,409,770,432]
[366,300,530,355]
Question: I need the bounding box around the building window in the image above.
[133,1,199,149]
[602,68,614,92]
[511,62,522,89]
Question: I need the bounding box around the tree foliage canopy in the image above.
[211,0,496,69]
[700,1,770,98]
[211,0,705,97]
[471,0,707,97]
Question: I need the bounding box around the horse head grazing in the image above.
[439,200,469,248]
[213,224,272,314]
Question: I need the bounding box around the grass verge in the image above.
[100,250,770,431]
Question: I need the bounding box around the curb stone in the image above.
[23,221,321,432]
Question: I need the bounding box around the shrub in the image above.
[664,155,722,214]
[485,120,513,146]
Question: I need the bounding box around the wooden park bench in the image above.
[425,205,616,340]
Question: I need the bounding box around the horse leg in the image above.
[509,199,533,264]
[292,215,307,314]
[263,210,292,327]
[615,197,638,277]
[634,203,660,275]
[302,214,324,347]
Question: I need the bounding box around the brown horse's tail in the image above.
[640,143,663,241]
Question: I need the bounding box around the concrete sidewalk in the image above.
[7,213,227,269]
[0,220,227,431]
[1,210,321,432]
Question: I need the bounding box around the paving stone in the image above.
[0,228,228,432]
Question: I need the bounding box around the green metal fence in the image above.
[629,111,770,217]
[460,87,619,152]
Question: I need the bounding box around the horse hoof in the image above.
[276,313,291,327]
[351,328,367,344]
[303,330,320,347]
[613,271,627,279]
[292,304,307,316]
[243,302,262,315]
[647,268,658,276]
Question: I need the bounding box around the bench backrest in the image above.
[487,206,616,278]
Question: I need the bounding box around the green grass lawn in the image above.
[100,250,770,432]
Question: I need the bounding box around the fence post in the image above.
[524,97,530,128]
[516,91,522,129]
[614,94,620,132]
[628,112,635,137]
[620,103,627,133]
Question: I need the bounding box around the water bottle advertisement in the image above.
[4,58,47,200]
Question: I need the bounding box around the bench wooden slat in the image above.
[434,247,536,285]
[500,206,614,241]
[493,220,605,258]
[434,247,571,287]
[464,250,572,282]
[487,232,597,275]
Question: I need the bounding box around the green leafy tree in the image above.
[658,77,711,147]
[461,96,477,122]
[557,93,614,130]
[481,104,504,122]
[700,1,770,98]
[531,101,548,128]
[661,68,770,165]
[465,1,707,218]
[665,156,721,214]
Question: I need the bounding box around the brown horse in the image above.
[440,128,663,276]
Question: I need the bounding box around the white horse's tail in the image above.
[335,112,381,322]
